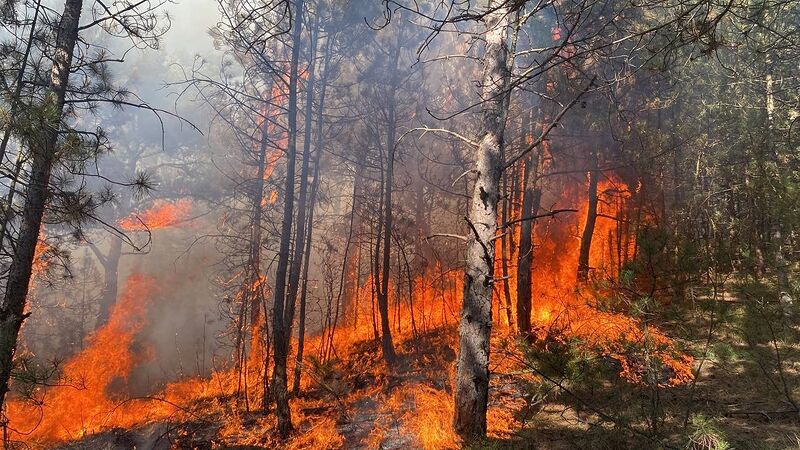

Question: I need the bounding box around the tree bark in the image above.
[95,238,123,327]
[293,17,329,393]
[271,0,304,438]
[0,0,83,410]
[516,150,541,334]
[577,149,599,284]
[453,0,511,438]
[499,171,514,328]
[342,150,365,325]
[376,27,403,365]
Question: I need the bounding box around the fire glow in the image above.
[118,199,193,231]
[8,174,691,448]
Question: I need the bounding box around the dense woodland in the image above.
[0,0,798,448]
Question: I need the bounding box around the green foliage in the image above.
[685,415,730,450]
[709,342,738,365]
[524,333,608,386]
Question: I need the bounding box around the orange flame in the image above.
[8,275,162,442]
[119,199,192,231]
[31,239,52,279]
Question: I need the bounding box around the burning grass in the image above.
[7,174,696,449]
[8,275,163,443]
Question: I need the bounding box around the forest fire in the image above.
[118,200,193,231]
[4,171,691,449]
[2,0,796,448]
[7,275,164,442]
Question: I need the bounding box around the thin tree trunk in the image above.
[376,27,404,366]
[342,145,366,323]
[285,9,318,338]
[453,0,511,437]
[0,1,43,253]
[238,100,271,410]
[764,58,793,310]
[271,0,304,438]
[499,171,514,328]
[293,25,331,393]
[95,238,123,327]
[577,149,599,284]
[0,0,83,410]
[516,150,541,334]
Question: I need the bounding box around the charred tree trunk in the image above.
[342,151,365,325]
[577,149,599,284]
[293,17,328,393]
[285,11,317,345]
[376,29,403,366]
[94,238,123,328]
[0,0,83,410]
[235,97,271,410]
[271,0,304,438]
[453,0,511,437]
[516,150,541,335]
[292,134,321,394]
[499,170,514,328]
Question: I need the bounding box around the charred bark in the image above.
[94,238,123,328]
[577,149,599,284]
[293,16,328,393]
[271,0,304,438]
[516,151,541,335]
[376,27,404,366]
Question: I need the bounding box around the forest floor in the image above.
[50,295,800,450]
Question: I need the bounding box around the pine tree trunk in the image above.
[0,0,83,410]
[376,28,403,365]
[453,0,511,437]
[577,149,599,284]
[96,238,123,327]
[516,151,541,334]
[342,154,364,324]
[271,0,304,438]
[293,17,328,393]
[284,11,317,345]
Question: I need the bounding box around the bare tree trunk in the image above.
[95,238,123,327]
[453,0,511,437]
[376,27,404,366]
[293,22,330,393]
[0,0,83,410]
[285,9,318,338]
[516,150,541,334]
[271,0,304,438]
[342,148,367,324]
[763,59,793,312]
[499,171,514,328]
[577,149,599,284]
[292,143,320,394]
[235,99,271,410]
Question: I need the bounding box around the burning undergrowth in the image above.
[8,274,164,443]
[5,172,694,449]
[119,200,193,232]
